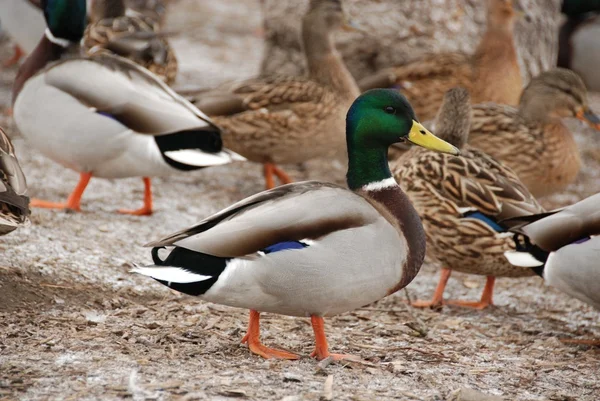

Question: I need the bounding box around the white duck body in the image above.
[135,181,421,317]
[14,53,236,179]
[544,237,600,310]
[0,0,45,54]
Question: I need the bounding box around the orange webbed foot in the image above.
[118,177,153,216]
[242,337,299,360]
[411,299,445,309]
[30,198,81,212]
[309,349,361,362]
[3,45,24,68]
[241,310,299,360]
[117,206,153,216]
[445,299,493,310]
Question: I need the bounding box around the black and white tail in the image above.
[132,246,229,296]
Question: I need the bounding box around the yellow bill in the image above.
[407,120,461,156]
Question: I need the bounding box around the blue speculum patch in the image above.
[463,211,505,232]
[263,241,308,254]
[97,111,117,120]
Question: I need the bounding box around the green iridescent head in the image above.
[42,0,87,43]
[345,89,460,190]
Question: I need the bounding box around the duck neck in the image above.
[90,0,126,21]
[346,145,393,191]
[474,20,517,66]
[518,99,562,126]
[350,147,426,294]
[302,23,360,101]
[12,32,72,104]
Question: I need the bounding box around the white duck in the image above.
[0,0,45,66]
[133,89,460,360]
[504,193,600,310]
[12,0,241,215]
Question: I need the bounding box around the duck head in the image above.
[487,0,521,31]
[42,0,87,44]
[519,68,600,130]
[345,89,460,189]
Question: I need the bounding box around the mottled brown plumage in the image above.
[196,0,360,188]
[83,0,177,85]
[391,88,543,308]
[359,0,522,121]
[0,127,29,235]
[469,68,600,198]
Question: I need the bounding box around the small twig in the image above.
[402,289,429,337]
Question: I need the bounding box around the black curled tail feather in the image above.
[149,246,230,296]
[155,126,223,171]
[152,246,166,265]
[511,233,549,277]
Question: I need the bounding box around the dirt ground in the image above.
[1,1,599,400]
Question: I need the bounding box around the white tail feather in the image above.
[503,251,544,267]
[131,266,212,284]
[164,149,245,167]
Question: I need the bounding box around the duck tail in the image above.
[155,126,244,171]
[503,233,548,277]
[131,246,229,296]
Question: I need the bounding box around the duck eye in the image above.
[384,106,396,114]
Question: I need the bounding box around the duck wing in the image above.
[146,181,379,258]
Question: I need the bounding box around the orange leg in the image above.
[411,268,451,308]
[272,165,292,185]
[310,316,360,361]
[241,310,299,360]
[30,172,92,212]
[263,163,292,190]
[118,177,153,216]
[447,276,495,310]
[263,164,276,190]
[3,45,24,67]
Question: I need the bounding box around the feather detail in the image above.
[0,128,29,235]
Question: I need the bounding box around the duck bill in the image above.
[576,108,600,130]
[406,120,461,156]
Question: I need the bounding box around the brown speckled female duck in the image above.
[0,127,29,235]
[194,0,361,189]
[469,68,600,198]
[359,0,523,121]
[392,88,544,309]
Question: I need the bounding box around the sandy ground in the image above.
[1,1,600,400]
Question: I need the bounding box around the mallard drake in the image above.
[558,2,600,91]
[12,0,241,215]
[83,0,177,85]
[468,68,600,198]
[133,89,460,360]
[194,0,361,189]
[359,0,522,121]
[0,0,45,67]
[504,192,600,311]
[392,88,544,309]
[0,127,29,234]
